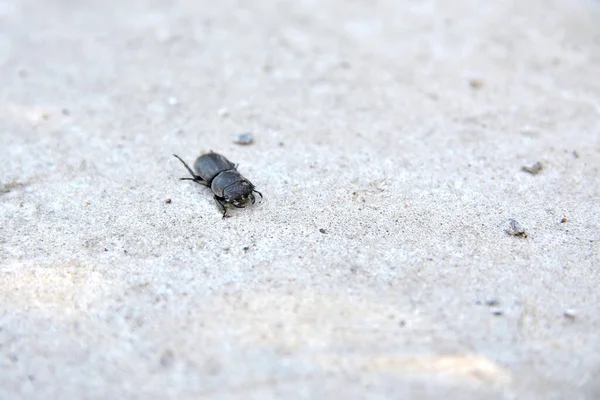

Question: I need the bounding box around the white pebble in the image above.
[232,132,254,145]
[490,307,504,316]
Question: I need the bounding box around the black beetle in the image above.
[173,152,262,217]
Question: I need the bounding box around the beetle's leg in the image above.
[249,193,256,205]
[173,154,196,177]
[214,195,229,217]
[179,177,209,187]
[232,202,246,209]
[173,154,209,186]
[253,189,263,199]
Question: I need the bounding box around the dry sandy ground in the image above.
[1,0,600,399]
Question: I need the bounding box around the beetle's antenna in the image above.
[173,154,196,178]
[253,189,263,199]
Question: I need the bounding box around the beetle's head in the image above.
[223,181,256,208]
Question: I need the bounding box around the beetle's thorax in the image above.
[211,170,250,197]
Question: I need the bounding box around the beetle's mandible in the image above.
[173,152,262,217]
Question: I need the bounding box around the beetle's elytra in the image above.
[173,152,262,217]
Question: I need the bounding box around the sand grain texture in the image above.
[1,0,600,399]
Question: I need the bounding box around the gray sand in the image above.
[1,1,600,399]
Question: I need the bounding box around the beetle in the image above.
[173,152,262,217]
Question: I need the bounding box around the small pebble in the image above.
[160,349,175,368]
[319,228,327,234]
[506,218,528,238]
[485,296,498,306]
[560,217,567,223]
[521,162,544,175]
[232,132,254,145]
[165,198,172,204]
[490,307,504,316]
[563,309,576,320]
[469,79,483,89]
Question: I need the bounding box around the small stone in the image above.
[490,307,504,316]
[521,162,544,175]
[232,132,254,145]
[319,228,327,234]
[160,349,175,368]
[563,309,576,320]
[485,296,498,306]
[469,79,483,89]
[165,198,172,204]
[506,218,528,238]
[560,217,567,223]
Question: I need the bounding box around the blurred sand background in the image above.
[1,0,600,398]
